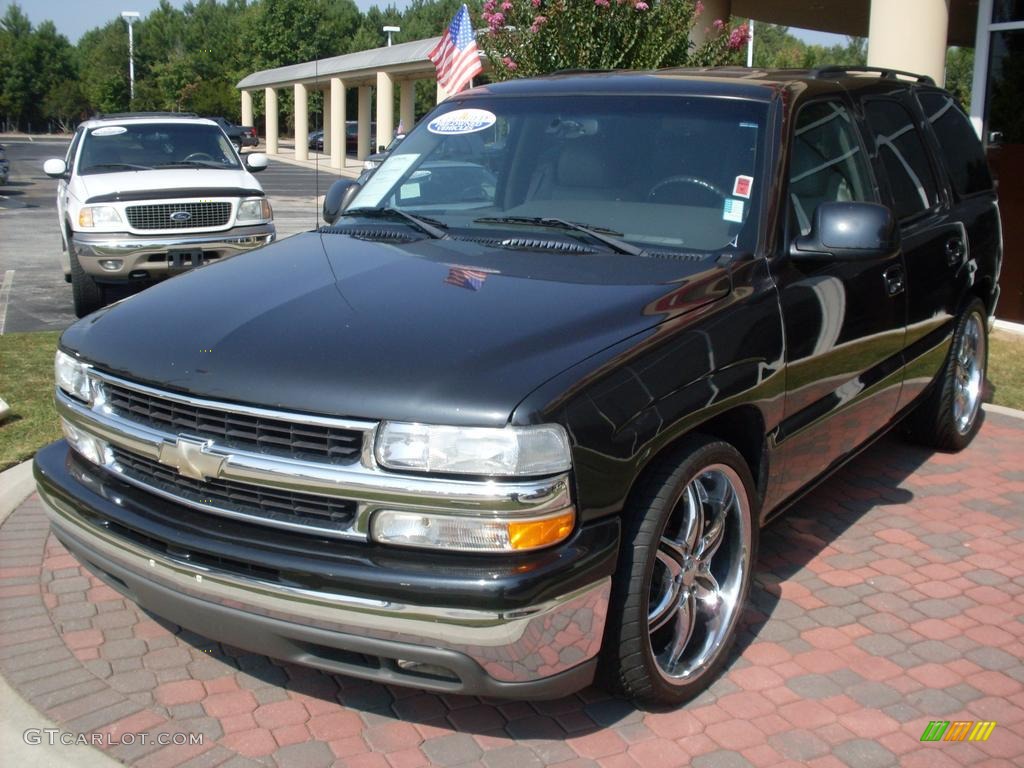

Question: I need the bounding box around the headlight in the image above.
[55,350,94,403]
[374,422,572,476]
[371,509,575,552]
[61,418,111,466]
[236,198,272,223]
[78,206,121,227]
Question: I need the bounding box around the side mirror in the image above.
[323,178,360,225]
[244,153,268,172]
[43,158,68,179]
[791,201,899,261]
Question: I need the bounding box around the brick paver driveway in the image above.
[2,411,1023,768]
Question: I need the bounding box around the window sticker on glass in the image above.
[732,175,753,199]
[723,198,745,222]
[427,109,497,135]
[349,153,420,209]
[91,126,127,136]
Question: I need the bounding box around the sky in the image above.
[6,0,848,46]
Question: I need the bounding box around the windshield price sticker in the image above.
[427,109,497,135]
[349,153,421,209]
[91,126,127,136]
[732,175,753,199]
[723,198,745,223]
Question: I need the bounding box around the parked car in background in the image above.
[0,144,9,185]
[37,68,999,707]
[43,113,275,317]
[308,130,324,151]
[208,116,258,150]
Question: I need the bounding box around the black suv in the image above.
[36,67,1001,707]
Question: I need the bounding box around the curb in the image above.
[265,152,361,179]
[983,402,1024,420]
[0,460,120,767]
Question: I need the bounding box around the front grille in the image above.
[111,448,357,531]
[126,202,231,230]
[103,382,364,465]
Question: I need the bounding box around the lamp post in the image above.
[121,11,140,101]
[383,25,400,47]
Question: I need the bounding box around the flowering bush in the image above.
[478,0,750,80]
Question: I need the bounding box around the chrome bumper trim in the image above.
[41,486,609,683]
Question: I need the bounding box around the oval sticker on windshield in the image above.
[91,126,127,136]
[427,109,496,135]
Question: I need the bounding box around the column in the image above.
[436,80,448,104]
[265,87,278,154]
[323,87,332,155]
[689,0,731,47]
[357,85,371,161]
[399,80,415,133]
[294,82,308,162]
[240,90,253,128]
[376,71,395,152]
[867,0,950,85]
[330,76,346,169]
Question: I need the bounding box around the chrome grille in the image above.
[111,448,357,531]
[102,382,364,464]
[126,202,231,230]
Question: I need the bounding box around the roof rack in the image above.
[811,66,935,85]
[96,112,199,120]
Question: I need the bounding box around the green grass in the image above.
[0,327,1022,474]
[0,331,61,472]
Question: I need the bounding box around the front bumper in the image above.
[34,442,618,698]
[71,224,275,281]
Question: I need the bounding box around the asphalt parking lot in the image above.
[0,138,337,335]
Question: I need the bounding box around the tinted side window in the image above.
[864,100,940,220]
[789,100,872,235]
[917,91,993,197]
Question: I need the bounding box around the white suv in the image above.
[44,113,276,317]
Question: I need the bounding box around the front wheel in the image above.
[905,299,988,452]
[601,436,758,707]
[70,249,107,318]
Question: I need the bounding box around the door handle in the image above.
[945,237,966,266]
[882,265,905,298]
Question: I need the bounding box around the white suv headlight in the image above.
[236,198,272,223]
[55,350,95,403]
[374,422,572,477]
[78,206,121,227]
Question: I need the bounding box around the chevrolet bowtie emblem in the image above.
[157,436,227,481]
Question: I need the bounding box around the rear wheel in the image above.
[601,436,758,707]
[906,299,988,451]
[70,248,106,318]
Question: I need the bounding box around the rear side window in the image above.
[864,100,940,220]
[917,91,993,196]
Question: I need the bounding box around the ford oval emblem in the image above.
[169,211,192,222]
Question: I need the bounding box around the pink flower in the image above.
[530,14,547,32]
[501,1,512,9]
[532,0,541,6]
[503,56,518,70]
[489,11,505,27]
[634,1,649,8]
[695,0,704,16]
[483,0,496,11]
[595,0,610,5]
[713,18,725,30]
[728,23,750,49]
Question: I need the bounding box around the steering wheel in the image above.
[647,175,728,205]
[183,152,215,162]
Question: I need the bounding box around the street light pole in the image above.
[383,26,400,47]
[121,11,140,101]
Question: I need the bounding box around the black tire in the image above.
[905,299,988,452]
[600,435,759,708]
[70,248,106,318]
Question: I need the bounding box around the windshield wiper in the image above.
[84,162,152,171]
[343,207,447,240]
[156,161,226,168]
[473,216,645,256]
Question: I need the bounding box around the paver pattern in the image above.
[2,412,1023,767]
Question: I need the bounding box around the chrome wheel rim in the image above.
[953,312,985,435]
[647,464,750,682]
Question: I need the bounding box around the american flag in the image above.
[428,4,483,95]
[444,266,489,291]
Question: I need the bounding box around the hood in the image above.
[61,232,729,427]
[78,168,262,202]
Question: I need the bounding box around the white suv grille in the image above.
[126,201,231,230]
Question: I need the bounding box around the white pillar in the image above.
[399,80,415,133]
[330,77,346,169]
[690,0,731,47]
[294,83,308,161]
[240,90,253,128]
[868,0,950,86]
[376,71,395,153]
[323,88,331,155]
[357,85,371,161]
[436,80,448,104]
[265,87,278,154]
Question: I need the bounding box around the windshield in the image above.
[348,94,768,252]
[78,123,241,174]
